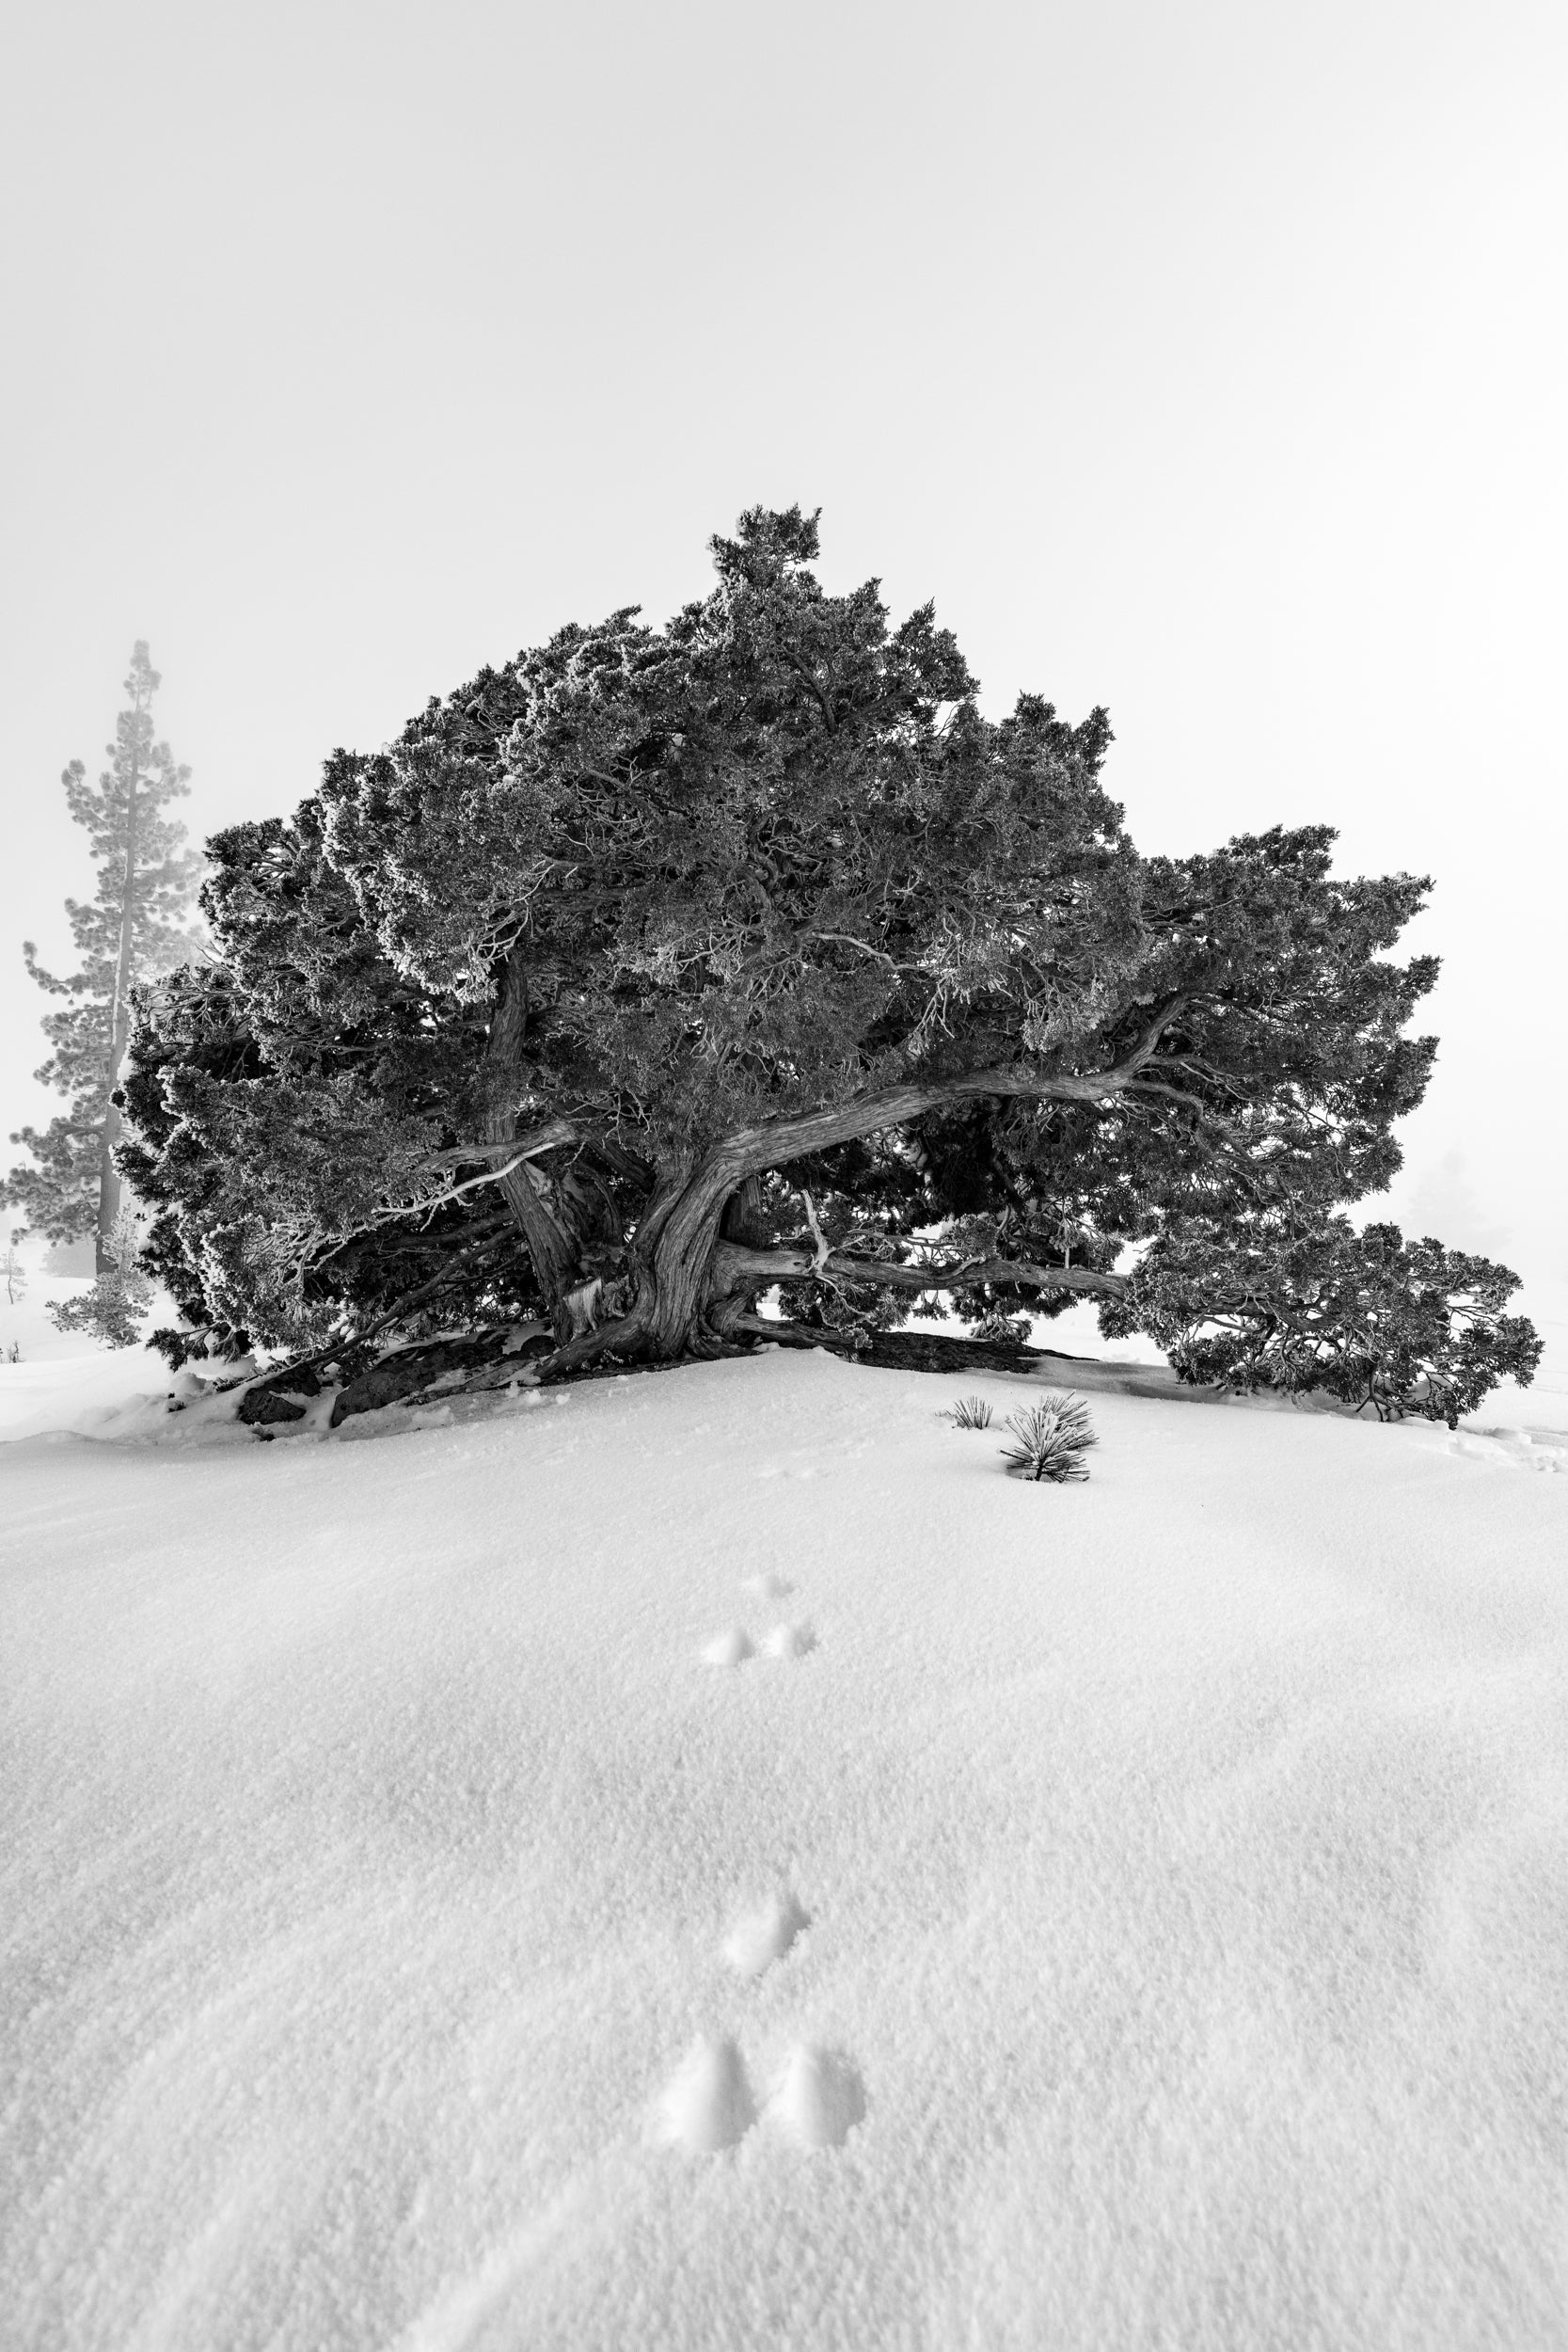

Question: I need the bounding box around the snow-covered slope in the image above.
[3,1347,1565,2350]
[0,1274,183,1442]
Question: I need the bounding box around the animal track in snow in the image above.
[723,1889,810,1978]
[762,1619,816,1661]
[767,2044,865,2149]
[1448,1427,1564,1472]
[702,1626,755,1667]
[657,2035,756,2152]
[743,1571,794,1600]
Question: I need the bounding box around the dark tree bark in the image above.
[481,946,587,1311]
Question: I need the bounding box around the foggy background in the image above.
[3,0,1562,1320]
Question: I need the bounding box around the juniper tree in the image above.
[119,509,1538,1419]
[3,644,202,1273]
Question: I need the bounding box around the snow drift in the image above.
[2,1336,1565,2349]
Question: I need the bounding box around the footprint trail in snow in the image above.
[743,1571,795,1599]
[672,1571,863,2152]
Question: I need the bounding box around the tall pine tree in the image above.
[3,644,202,1273]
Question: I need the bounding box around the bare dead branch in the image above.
[798,1188,832,1269]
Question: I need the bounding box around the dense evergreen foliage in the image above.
[1102,1217,1540,1423]
[120,511,1538,1421]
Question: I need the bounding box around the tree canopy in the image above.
[120,509,1539,1423]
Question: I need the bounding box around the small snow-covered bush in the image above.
[945,1395,993,1429]
[1000,1393,1096,1482]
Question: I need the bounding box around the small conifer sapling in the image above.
[1001,1394,1097,1482]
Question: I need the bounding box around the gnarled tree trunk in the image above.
[471,992,1180,1383]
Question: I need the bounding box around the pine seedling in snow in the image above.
[945,1395,993,1429]
[1000,1394,1097,1482]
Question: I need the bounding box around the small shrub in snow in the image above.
[1000,1393,1096,1482]
[945,1395,993,1429]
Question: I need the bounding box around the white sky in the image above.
[2,0,1563,1295]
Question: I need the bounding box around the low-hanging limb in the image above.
[709,1239,1127,1304]
[638,994,1188,1346]
[721,993,1192,1185]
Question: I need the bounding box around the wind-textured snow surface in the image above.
[3,1347,1566,2351]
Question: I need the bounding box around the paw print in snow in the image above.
[723,1889,810,1978]
[767,2044,865,2149]
[656,2035,756,2152]
[702,1626,754,1667]
[763,1619,816,1661]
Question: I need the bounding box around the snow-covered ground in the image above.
[0,1275,189,1443]
[4,1297,1567,2349]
